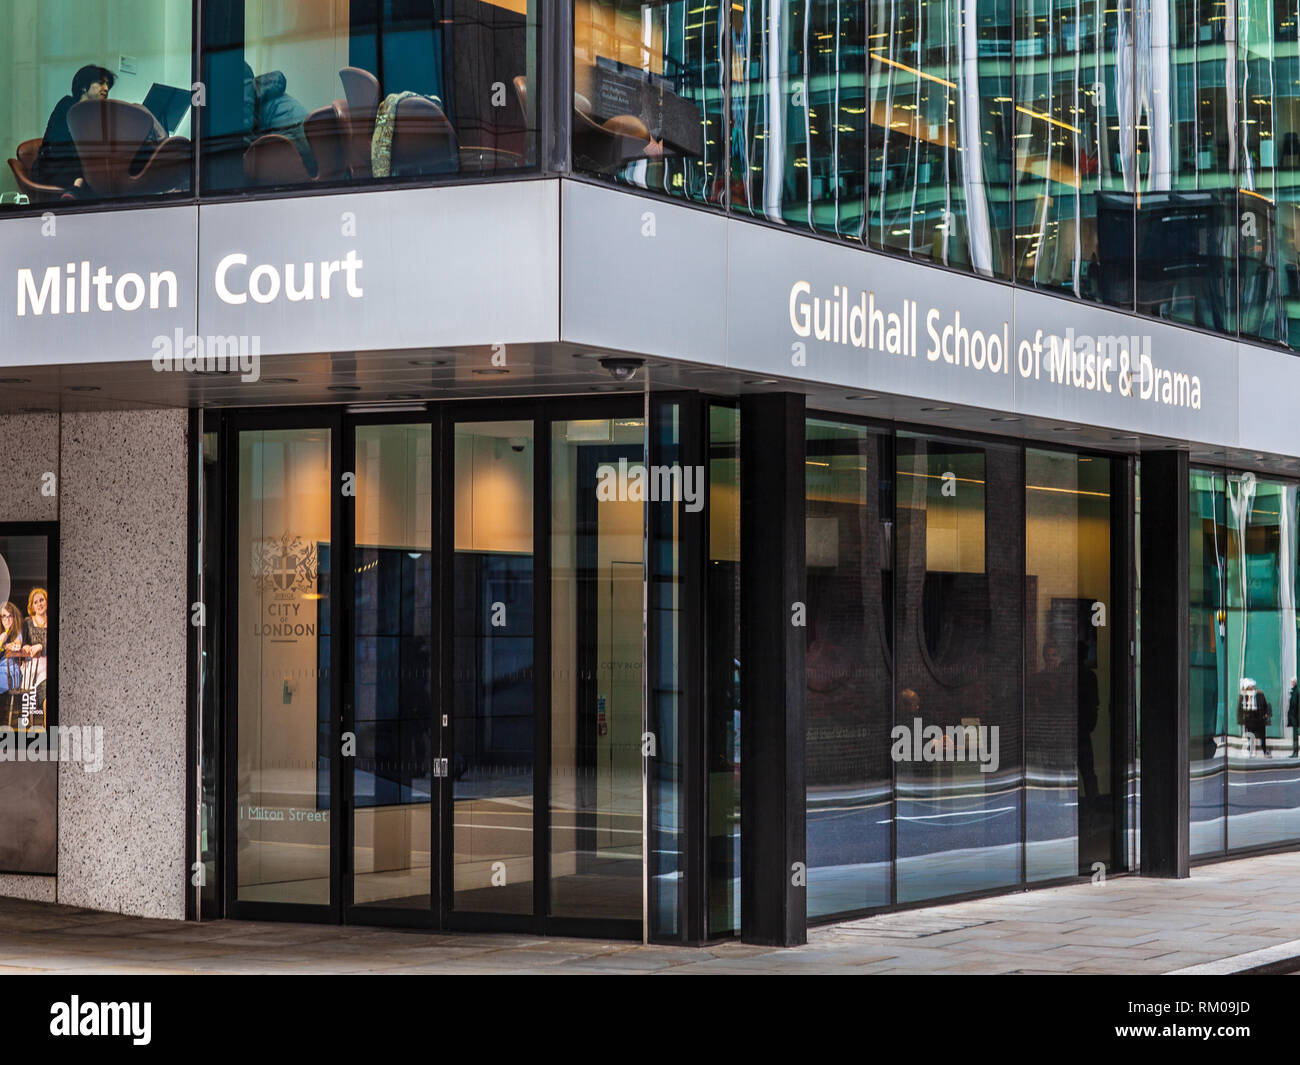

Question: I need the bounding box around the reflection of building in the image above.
[2,0,1300,952]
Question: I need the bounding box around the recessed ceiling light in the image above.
[407,358,449,367]
[68,385,100,392]
[259,377,298,385]
[744,378,778,385]
[991,415,1020,422]
[845,393,879,401]
[0,377,31,385]
[920,406,950,412]
[327,385,362,392]
[473,368,509,375]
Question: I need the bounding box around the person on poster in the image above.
[18,587,49,714]
[0,602,21,696]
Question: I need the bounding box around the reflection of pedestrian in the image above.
[1237,678,1272,758]
[1288,677,1299,757]
[1077,642,1100,800]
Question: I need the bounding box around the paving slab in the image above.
[0,851,1298,973]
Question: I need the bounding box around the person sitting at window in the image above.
[243,64,312,172]
[34,64,117,191]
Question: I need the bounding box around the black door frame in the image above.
[218,398,647,938]
[222,406,345,925]
[340,407,441,930]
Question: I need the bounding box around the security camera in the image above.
[599,357,644,382]
[509,437,527,453]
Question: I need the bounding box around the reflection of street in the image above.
[1191,749,1300,850]
[808,774,1100,909]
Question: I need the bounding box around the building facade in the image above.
[0,0,1297,945]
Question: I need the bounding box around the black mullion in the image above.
[1018,443,1027,887]
[534,406,551,931]
[430,405,445,928]
[1220,469,1229,853]
[1110,453,1136,873]
[340,415,357,916]
[221,411,239,920]
[330,407,346,922]
[886,429,898,909]
[185,409,200,921]
[678,392,707,944]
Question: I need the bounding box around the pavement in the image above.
[2,851,1300,974]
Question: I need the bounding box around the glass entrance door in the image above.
[226,404,646,934]
[231,419,339,916]
[347,421,436,917]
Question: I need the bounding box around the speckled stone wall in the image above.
[57,410,188,918]
[0,409,189,919]
[0,413,59,523]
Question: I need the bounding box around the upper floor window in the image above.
[572,0,722,206]
[1,0,194,211]
[200,0,538,195]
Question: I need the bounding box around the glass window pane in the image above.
[1024,449,1113,881]
[805,419,892,918]
[1189,468,1227,856]
[453,421,535,914]
[894,433,1022,903]
[858,0,1013,275]
[550,417,644,920]
[1013,0,1130,308]
[572,0,723,205]
[236,427,333,906]
[1225,475,1300,848]
[0,0,193,210]
[201,0,537,195]
[707,405,741,934]
[352,423,433,910]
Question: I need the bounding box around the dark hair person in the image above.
[22,588,49,715]
[33,64,118,191]
[0,602,22,655]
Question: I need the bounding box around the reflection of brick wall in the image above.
[805,489,893,788]
[893,446,1024,771]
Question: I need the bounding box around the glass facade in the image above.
[201,0,537,193]
[571,0,1300,350]
[1190,466,1300,857]
[0,0,536,211]
[0,0,194,208]
[4,0,1300,351]
[803,419,1126,918]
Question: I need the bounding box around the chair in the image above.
[6,139,70,202]
[389,96,459,177]
[338,66,380,179]
[66,99,190,196]
[572,103,651,174]
[243,106,347,186]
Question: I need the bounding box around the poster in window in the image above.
[0,525,57,875]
